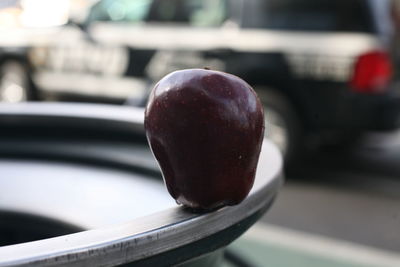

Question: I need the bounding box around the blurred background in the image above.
[1,0,400,266]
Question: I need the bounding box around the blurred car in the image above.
[1,0,400,163]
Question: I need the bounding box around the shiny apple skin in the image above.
[145,69,264,210]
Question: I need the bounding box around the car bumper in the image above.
[305,83,400,132]
[371,93,400,130]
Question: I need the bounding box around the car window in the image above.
[86,0,152,24]
[86,0,227,27]
[242,0,375,33]
[146,0,227,27]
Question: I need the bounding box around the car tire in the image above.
[257,88,303,167]
[319,131,363,152]
[0,61,31,103]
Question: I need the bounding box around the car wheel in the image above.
[0,62,30,103]
[257,89,303,166]
[319,131,363,152]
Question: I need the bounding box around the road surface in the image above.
[261,130,400,253]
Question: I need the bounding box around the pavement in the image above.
[229,130,400,266]
[230,224,400,267]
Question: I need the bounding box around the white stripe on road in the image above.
[244,223,400,267]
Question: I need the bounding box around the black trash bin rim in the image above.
[0,103,283,267]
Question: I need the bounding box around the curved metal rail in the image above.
[0,103,283,267]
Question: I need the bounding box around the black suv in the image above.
[1,0,400,162]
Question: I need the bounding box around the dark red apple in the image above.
[144,69,264,210]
